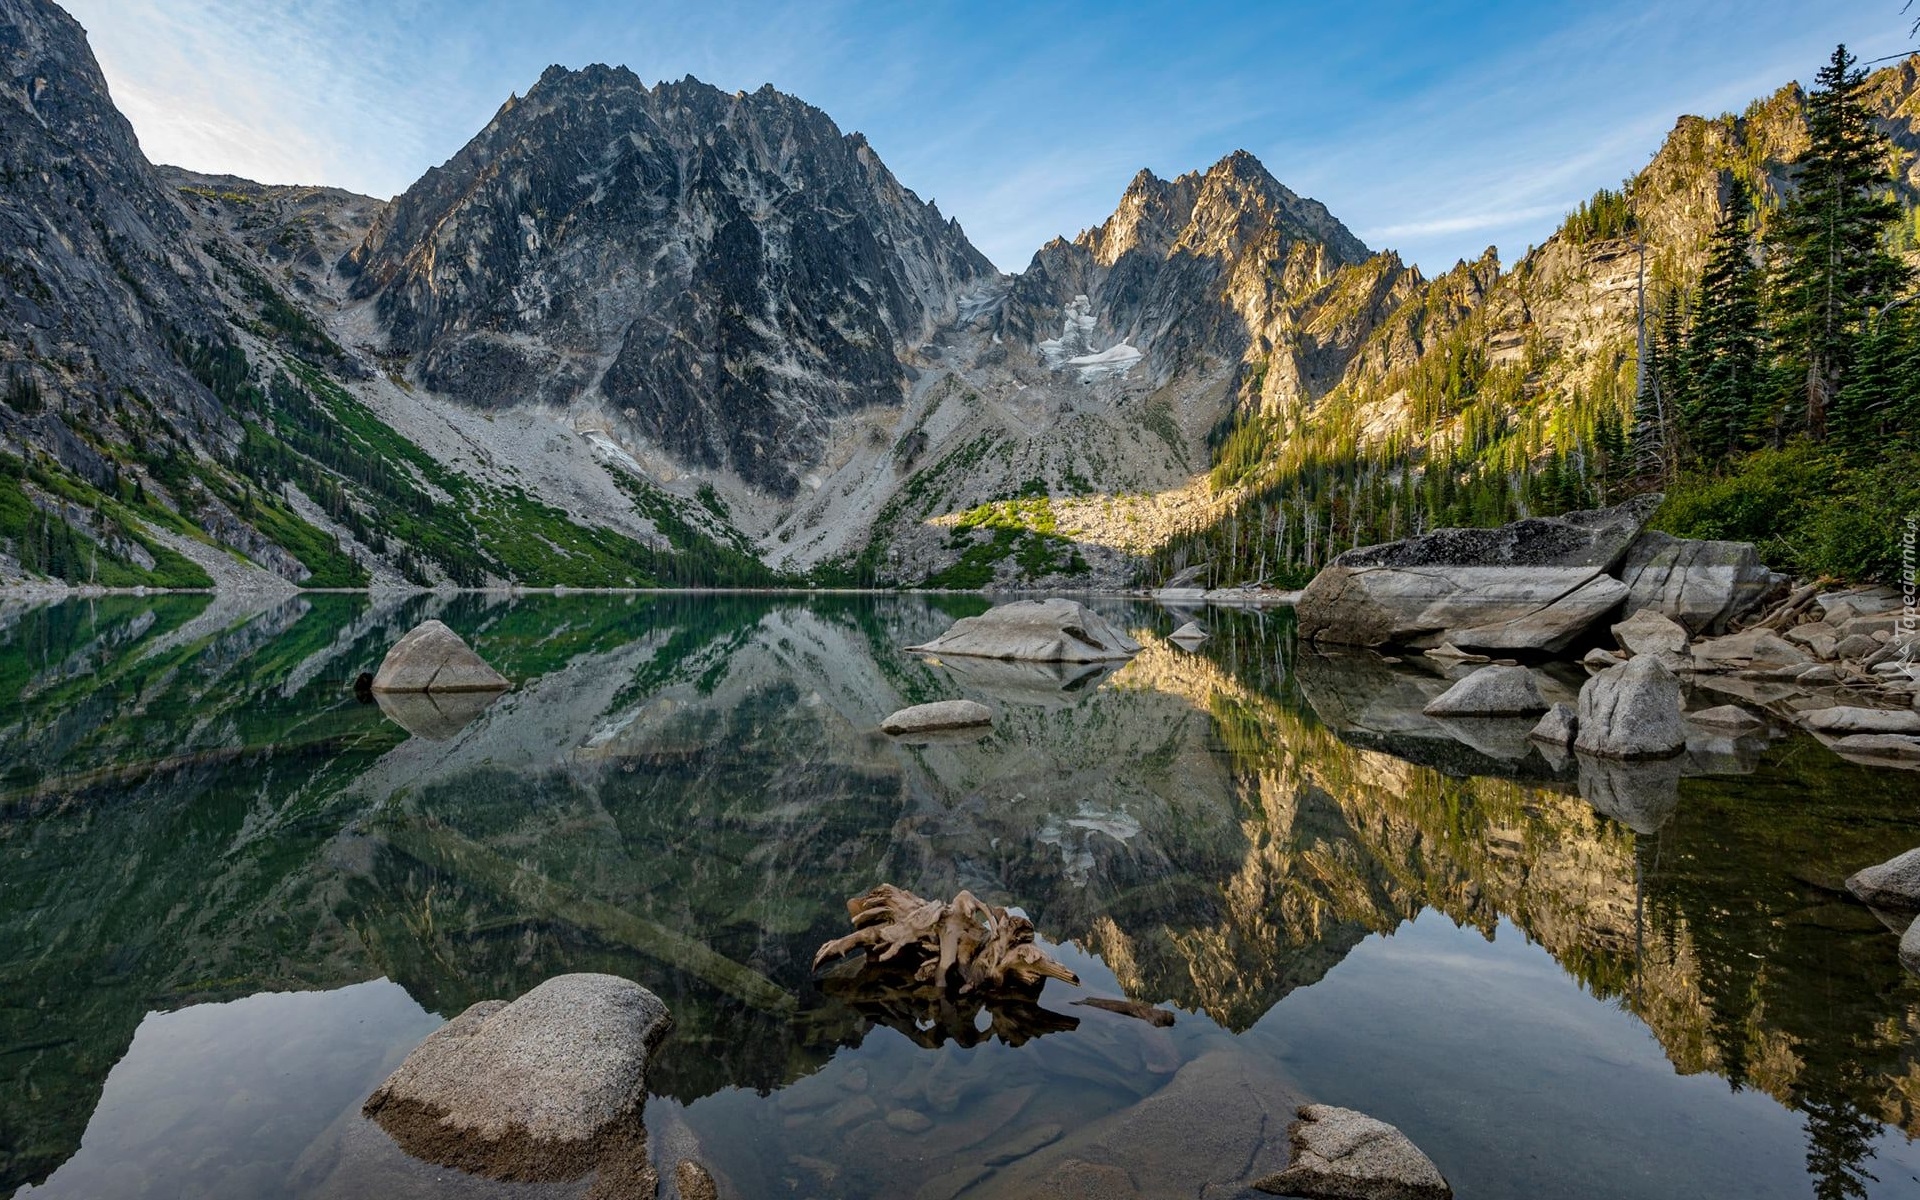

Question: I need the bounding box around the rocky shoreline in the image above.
[1293,497,1918,770]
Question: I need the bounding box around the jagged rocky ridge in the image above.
[3,0,1918,589]
[343,65,994,497]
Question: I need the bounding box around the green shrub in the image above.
[1654,443,1920,582]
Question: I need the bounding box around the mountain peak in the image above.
[1080,149,1368,268]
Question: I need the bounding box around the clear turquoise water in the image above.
[3,593,1919,1198]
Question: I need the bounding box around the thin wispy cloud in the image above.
[61,0,1915,272]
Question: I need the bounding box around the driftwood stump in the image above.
[813,885,1083,1048]
[812,885,1079,993]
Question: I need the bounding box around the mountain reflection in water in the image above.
[2,594,1919,1199]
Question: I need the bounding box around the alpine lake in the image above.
[4,592,1920,1200]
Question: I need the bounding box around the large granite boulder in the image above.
[1846,848,1920,910]
[1254,1104,1452,1200]
[1617,531,1784,636]
[372,619,512,693]
[1421,665,1548,716]
[363,973,671,1183]
[1575,655,1686,759]
[1296,496,1657,651]
[907,598,1140,662]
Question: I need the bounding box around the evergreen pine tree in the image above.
[1686,191,1765,464]
[1768,44,1910,439]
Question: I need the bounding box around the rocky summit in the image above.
[344,66,994,498]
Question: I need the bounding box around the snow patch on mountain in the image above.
[1037,295,1141,381]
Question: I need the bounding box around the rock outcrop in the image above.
[371,620,512,693]
[1617,532,1785,636]
[1574,656,1686,759]
[1296,497,1658,651]
[908,599,1140,662]
[362,973,671,1184]
[880,699,993,735]
[343,66,992,498]
[1421,665,1548,717]
[1254,1104,1452,1200]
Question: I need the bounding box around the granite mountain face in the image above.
[3,0,1918,590]
[0,0,233,482]
[343,66,995,498]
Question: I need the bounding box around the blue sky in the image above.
[64,0,1910,274]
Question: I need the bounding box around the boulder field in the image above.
[1295,499,1920,771]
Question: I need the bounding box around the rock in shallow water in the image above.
[362,973,670,1183]
[1254,1104,1452,1200]
[1686,704,1765,732]
[1528,702,1578,747]
[1421,664,1547,717]
[881,699,994,734]
[1575,656,1686,759]
[371,619,511,693]
[908,598,1141,662]
[1612,607,1689,658]
[1799,706,1920,736]
[1846,848,1920,910]
[1828,734,1920,767]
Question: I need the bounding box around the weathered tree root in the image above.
[812,884,1080,994]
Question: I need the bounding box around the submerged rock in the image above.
[362,973,671,1183]
[1254,1104,1452,1200]
[1575,656,1686,759]
[1295,497,1656,652]
[1421,665,1547,717]
[371,619,511,693]
[881,699,994,735]
[1169,621,1209,645]
[907,598,1140,663]
[1846,848,1920,910]
[1617,531,1783,636]
[675,1160,720,1200]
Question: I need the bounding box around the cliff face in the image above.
[1003,151,1375,395]
[343,66,995,497]
[0,0,232,474]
